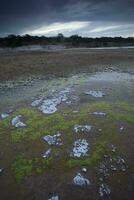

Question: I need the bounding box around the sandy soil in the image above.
[0,48,134,82]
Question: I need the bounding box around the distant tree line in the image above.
[0,33,134,48]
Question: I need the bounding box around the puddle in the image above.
[0,71,134,112]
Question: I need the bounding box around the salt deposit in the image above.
[70,139,89,158]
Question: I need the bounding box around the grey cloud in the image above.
[0,0,133,36]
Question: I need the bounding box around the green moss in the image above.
[115,101,134,112]
[8,107,87,142]
[1,98,133,187]
[109,112,134,123]
[85,101,134,123]
[12,155,33,183]
[10,108,71,142]
[12,155,53,183]
[0,101,134,143]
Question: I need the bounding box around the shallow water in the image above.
[0,69,134,200]
[0,71,134,112]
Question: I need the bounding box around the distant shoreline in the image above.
[0,44,134,53]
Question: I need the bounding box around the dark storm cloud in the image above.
[0,0,134,36]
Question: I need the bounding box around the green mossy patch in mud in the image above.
[84,101,134,123]
[115,101,134,113]
[12,155,33,183]
[12,155,52,183]
[1,108,73,142]
[0,101,134,143]
[5,101,134,182]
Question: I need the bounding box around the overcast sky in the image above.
[0,0,134,37]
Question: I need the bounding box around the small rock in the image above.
[43,148,51,159]
[110,144,116,153]
[11,115,26,128]
[73,173,91,186]
[120,126,124,132]
[99,177,103,182]
[85,90,105,98]
[82,167,87,173]
[43,133,63,146]
[99,183,111,197]
[91,112,106,116]
[74,125,92,133]
[73,110,79,113]
[1,113,9,119]
[0,168,4,174]
[115,156,127,171]
[111,165,117,171]
[99,155,127,175]
[48,195,59,200]
[66,101,72,105]
[99,163,109,177]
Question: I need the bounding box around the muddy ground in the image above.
[0,48,134,200]
[0,48,134,81]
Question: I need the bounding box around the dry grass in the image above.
[0,48,134,81]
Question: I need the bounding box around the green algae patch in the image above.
[109,112,134,123]
[10,108,72,142]
[12,155,33,183]
[12,155,53,183]
[0,101,134,143]
[5,107,89,143]
[115,101,134,113]
[83,101,134,124]
[5,101,134,183]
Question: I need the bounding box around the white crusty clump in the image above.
[85,90,105,98]
[43,148,51,159]
[39,98,60,114]
[82,167,87,173]
[1,113,9,119]
[32,87,72,114]
[11,115,26,128]
[120,126,124,132]
[70,139,89,158]
[38,90,69,114]
[73,173,91,186]
[74,125,92,133]
[43,133,63,146]
[48,195,59,200]
[91,112,106,116]
[99,183,111,197]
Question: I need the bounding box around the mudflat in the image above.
[0,48,134,81]
[0,47,134,200]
